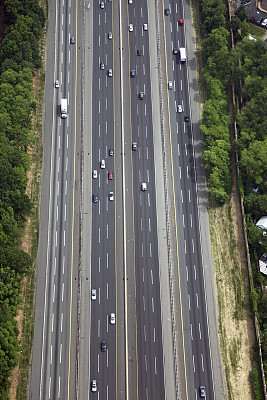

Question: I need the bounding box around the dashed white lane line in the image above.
[56,206,58,221]
[184,142,187,155]
[98,354,100,373]
[155,357,157,374]
[59,343,62,363]
[173,60,175,71]
[106,252,109,269]
[187,165,189,179]
[98,319,100,337]
[58,376,61,398]
[107,282,109,300]
[148,218,151,232]
[145,103,147,116]
[196,292,199,308]
[99,287,101,305]
[201,354,204,372]
[99,256,101,273]
[143,63,145,75]
[181,189,183,203]
[62,283,64,302]
[137,103,139,115]
[99,228,101,244]
[190,214,193,227]
[144,325,146,341]
[64,230,66,246]
[106,224,109,239]
[140,6,143,17]
[99,13,100,26]
[52,314,54,332]
[54,257,56,276]
[55,231,57,247]
[199,322,202,340]
[178,142,180,156]
[62,256,65,275]
[53,284,55,302]
[150,269,153,284]
[179,166,182,179]
[183,214,185,228]
[60,313,63,332]
[170,21,172,33]
[192,238,194,253]
[145,125,148,138]
[176,3,177,12]
[143,295,146,311]
[146,146,148,159]
[194,264,196,280]
[180,79,183,91]
[190,323,193,340]
[188,294,191,310]
[147,169,150,182]
[142,268,145,283]
[49,377,51,398]
[184,239,187,254]
[149,242,152,257]
[153,327,156,342]
[193,354,195,373]
[148,193,150,207]
[67,133,69,149]
[106,97,108,111]
[186,265,189,281]
[99,78,100,91]
[65,180,67,195]
[99,100,101,113]
[152,297,154,313]
[145,354,147,372]
[141,243,144,258]
[141,217,143,231]
[189,189,191,203]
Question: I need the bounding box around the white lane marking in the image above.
[183,214,185,228]
[148,218,151,232]
[60,313,63,332]
[63,256,65,275]
[155,357,157,374]
[53,284,55,302]
[64,230,66,246]
[189,189,191,203]
[147,169,150,183]
[173,60,174,71]
[182,99,184,110]
[141,6,143,17]
[186,266,188,281]
[99,228,101,244]
[178,143,180,156]
[62,14,63,26]
[141,217,143,231]
[184,142,187,155]
[107,282,109,300]
[148,193,150,207]
[99,78,100,91]
[143,296,145,311]
[99,123,101,138]
[107,314,109,333]
[58,376,61,398]
[201,354,204,372]
[68,50,70,64]
[144,325,146,341]
[62,283,64,302]
[65,180,67,195]
[98,319,100,337]
[106,75,107,87]
[188,294,191,310]
[170,21,172,32]
[64,204,66,222]
[174,80,176,92]
[190,324,193,340]
[99,34,100,46]
[192,238,194,253]
[190,214,193,228]
[151,269,153,284]
[56,205,58,221]
[99,174,101,189]
[99,200,100,215]
[196,292,199,308]
[146,125,148,138]
[139,169,141,181]
[146,147,148,159]
[49,377,51,398]
[52,314,54,332]
[54,257,56,276]
[142,268,145,283]
[145,354,147,372]
[143,63,145,75]
[137,103,138,115]
[193,354,195,373]
[107,252,109,269]
[181,79,183,91]
[184,239,187,254]
[66,157,68,171]
[55,231,57,247]
[181,189,183,203]
[142,243,144,258]
[194,264,196,280]
[149,242,152,257]
[106,385,109,399]
[184,121,186,133]
[106,97,108,111]
[99,100,101,114]
[176,3,177,12]
[99,287,101,305]
[146,388,148,400]
[107,224,109,239]
[107,349,109,368]
[179,166,182,179]
[145,103,147,116]
[99,256,101,273]
[199,323,202,340]
[154,327,156,342]
[177,21,179,31]
[98,354,100,373]
[152,297,154,313]
[144,83,146,94]
[59,343,62,363]
[105,11,106,23]
[67,133,69,149]
[106,120,108,134]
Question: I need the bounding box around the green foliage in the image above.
[0,0,45,396]
[251,365,265,400]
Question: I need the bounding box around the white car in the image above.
[93,170,98,179]
[143,23,148,31]
[110,313,116,324]
[108,68,113,77]
[128,0,132,3]
[141,183,147,191]
[108,31,112,40]
[55,80,59,88]
[100,159,106,169]
[177,105,182,113]
[168,81,173,90]
[91,380,97,392]
[109,192,114,201]
[129,24,133,32]
[91,289,96,300]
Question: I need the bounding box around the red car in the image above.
[179,18,183,26]
[108,171,113,180]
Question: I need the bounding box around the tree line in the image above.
[0,0,45,398]
[199,0,267,397]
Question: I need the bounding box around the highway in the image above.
[30,0,80,399]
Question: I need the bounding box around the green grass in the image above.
[248,23,267,40]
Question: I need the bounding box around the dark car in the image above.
[164,8,170,15]
[100,61,105,70]
[132,142,138,151]
[130,70,136,78]
[184,115,189,122]
[199,386,206,398]
[109,149,114,156]
[101,340,107,352]
[70,36,75,44]
[137,49,142,56]
[93,193,99,203]
[139,92,144,100]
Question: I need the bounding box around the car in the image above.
[108,68,113,77]
[137,49,142,56]
[164,8,170,15]
[184,115,189,122]
[93,193,99,203]
[100,159,105,169]
[101,340,107,352]
[108,171,113,180]
[173,48,178,55]
[129,24,134,32]
[91,289,96,300]
[100,1,104,8]
[139,92,144,100]
[70,36,75,44]
[109,149,114,156]
[179,18,184,26]
[168,81,173,90]
[128,0,132,3]
[141,183,147,191]
[109,191,114,201]
[130,70,136,78]
[199,386,206,398]
[91,380,97,392]
[108,31,112,40]
[132,142,137,151]
[100,61,105,70]
[110,313,116,324]
[55,80,59,88]
[177,105,182,113]
[93,170,98,179]
[143,23,148,31]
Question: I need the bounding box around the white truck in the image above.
[61,99,67,118]
[179,47,186,62]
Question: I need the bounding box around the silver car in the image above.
[100,159,106,169]
[93,170,98,179]
[91,289,96,300]
[110,313,115,324]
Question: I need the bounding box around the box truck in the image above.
[179,47,186,62]
[61,99,67,118]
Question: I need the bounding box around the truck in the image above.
[179,47,186,62]
[61,99,67,118]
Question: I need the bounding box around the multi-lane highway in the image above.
[30,0,226,399]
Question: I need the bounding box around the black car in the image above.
[70,36,75,44]
[137,49,142,56]
[93,193,99,203]
[100,62,105,70]
[109,149,114,156]
[139,92,144,100]
[184,115,189,122]
[130,70,136,78]
[164,8,170,15]
[132,142,138,151]
[101,340,107,352]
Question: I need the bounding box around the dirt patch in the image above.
[209,190,256,400]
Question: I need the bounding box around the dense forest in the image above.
[199,0,267,397]
[0,0,45,398]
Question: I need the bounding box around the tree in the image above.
[239,140,267,184]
